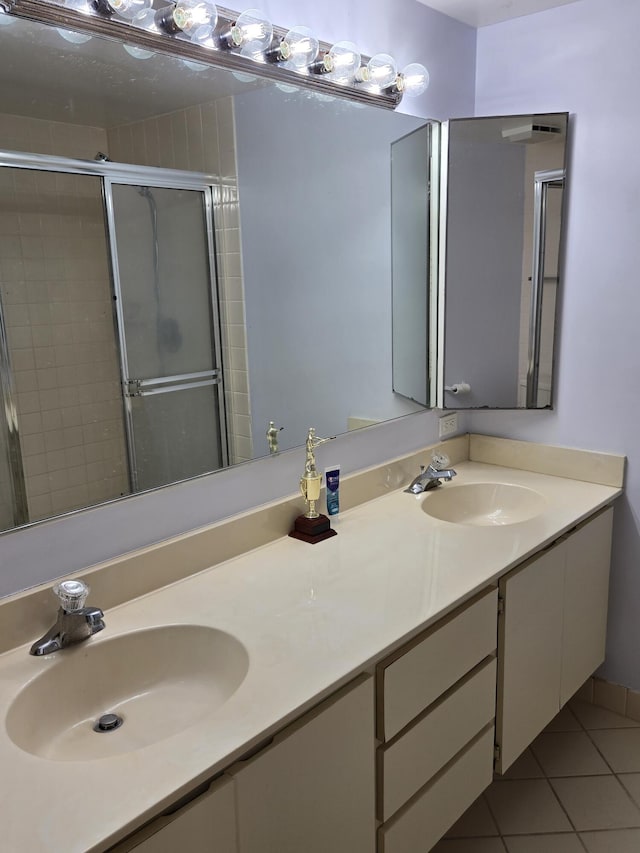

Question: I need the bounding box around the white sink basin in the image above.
[6,625,249,761]
[421,482,547,526]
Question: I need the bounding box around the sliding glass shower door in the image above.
[106,181,227,492]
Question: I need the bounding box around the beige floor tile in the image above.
[432,838,507,853]
[580,828,640,852]
[499,748,545,781]
[551,775,640,831]
[485,780,572,835]
[445,794,499,838]
[571,700,639,730]
[503,833,584,852]
[588,729,640,773]
[531,731,611,777]
[545,707,582,732]
[618,773,640,807]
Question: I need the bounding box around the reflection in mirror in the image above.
[391,124,433,408]
[441,113,567,409]
[0,14,430,533]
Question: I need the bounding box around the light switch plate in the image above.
[439,412,458,438]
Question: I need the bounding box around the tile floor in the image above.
[432,700,640,852]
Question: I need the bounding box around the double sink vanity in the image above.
[0,434,624,852]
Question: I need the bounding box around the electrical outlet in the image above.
[439,412,458,439]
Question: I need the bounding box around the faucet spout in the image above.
[404,456,457,494]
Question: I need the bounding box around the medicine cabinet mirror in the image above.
[438,112,568,409]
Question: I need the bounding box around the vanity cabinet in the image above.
[228,673,375,853]
[109,776,237,852]
[496,506,613,773]
[376,587,498,853]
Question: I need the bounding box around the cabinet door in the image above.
[561,507,614,706]
[110,776,236,852]
[496,541,566,773]
[229,674,375,853]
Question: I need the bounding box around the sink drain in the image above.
[93,713,124,733]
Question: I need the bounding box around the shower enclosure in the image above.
[0,152,227,528]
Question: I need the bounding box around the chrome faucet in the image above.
[405,453,457,494]
[30,579,105,656]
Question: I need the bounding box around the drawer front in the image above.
[379,656,496,822]
[378,587,497,740]
[378,725,495,853]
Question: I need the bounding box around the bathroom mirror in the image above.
[439,112,568,409]
[0,11,430,533]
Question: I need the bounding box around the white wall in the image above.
[472,0,640,690]
[0,0,476,598]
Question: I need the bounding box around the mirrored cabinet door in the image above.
[439,112,568,410]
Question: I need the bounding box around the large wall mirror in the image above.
[439,113,568,409]
[0,10,433,534]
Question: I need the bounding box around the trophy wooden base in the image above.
[289,513,337,545]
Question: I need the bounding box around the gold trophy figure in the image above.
[289,428,338,544]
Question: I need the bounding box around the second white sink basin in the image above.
[6,625,249,761]
[421,482,547,526]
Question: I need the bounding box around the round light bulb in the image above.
[56,27,92,43]
[63,0,93,13]
[398,62,430,96]
[280,25,318,70]
[132,6,159,32]
[104,0,152,20]
[359,53,397,89]
[324,41,361,82]
[172,0,218,43]
[230,8,273,54]
[123,43,155,59]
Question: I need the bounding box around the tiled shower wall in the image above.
[0,113,129,523]
[107,98,253,464]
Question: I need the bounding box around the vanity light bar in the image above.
[3,0,429,109]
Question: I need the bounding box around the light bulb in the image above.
[56,27,92,43]
[280,26,318,70]
[156,0,218,44]
[132,6,159,32]
[230,8,273,55]
[63,0,93,12]
[123,43,155,59]
[97,0,152,20]
[323,41,361,82]
[356,53,397,89]
[398,63,430,96]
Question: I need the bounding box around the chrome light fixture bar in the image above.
[0,0,430,109]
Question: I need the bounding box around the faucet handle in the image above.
[431,452,451,471]
[53,579,90,612]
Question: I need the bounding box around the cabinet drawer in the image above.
[378,725,495,853]
[109,775,236,853]
[379,656,496,822]
[377,587,497,740]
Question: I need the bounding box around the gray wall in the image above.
[472,0,640,690]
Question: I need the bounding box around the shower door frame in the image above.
[103,172,229,491]
[0,149,229,511]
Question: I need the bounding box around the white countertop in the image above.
[0,461,622,852]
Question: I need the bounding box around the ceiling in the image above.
[418,0,581,28]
